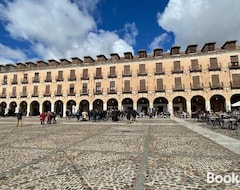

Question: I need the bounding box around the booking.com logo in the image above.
[207,172,240,184]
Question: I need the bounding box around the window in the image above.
[211,74,221,88]
[33,73,39,83]
[3,75,7,85]
[138,64,146,75]
[22,73,28,84]
[109,81,115,91]
[82,83,88,93]
[156,78,164,91]
[12,74,18,84]
[57,71,63,81]
[33,86,38,96]
[209,58,219,70]
[232,74,240,87]
[95,68,102,79]
[123,65,131,76]
[191,59,200,71]
[192,76,201,89]
[139,79,146,92]
[69,70,76,81]
[155,62,164,74]
[45,85,50,96]
[69,84,75,94]
[96,82,101,91]
[109,66,116,77]
[22,86,27,97]
[123,80,131,92]
[82,69,89,79]
[230,55,239,66]
[173,61,182,73]
[56,84,62,96]
[45,72,52,82]
[11,87,16,97]
[174,77,183,90]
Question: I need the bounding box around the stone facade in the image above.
[0,40,240,117]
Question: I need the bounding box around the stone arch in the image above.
[43,100,51,112]
[30,101,40,116]
[54,100,63,115]
[173,96,187,113]
[122,98,133,111]
[153,97,168,113]
[137,97,149,113]
[191,95,206,112]
[79,99,89,112]
[93,99,103,111]
[67,100,76,115]
[210,94,226,112]
[19,101,28,116]
[0,102,7,116]
[107,98,118,110]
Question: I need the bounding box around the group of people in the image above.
[40,111,57,125]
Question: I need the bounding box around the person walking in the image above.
[16,110,23,127]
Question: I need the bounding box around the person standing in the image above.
[16,110,23,127]
[40,112,46,125]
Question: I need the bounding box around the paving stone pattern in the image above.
[0,117,239,189]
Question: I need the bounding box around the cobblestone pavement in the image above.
[0,117,239,189]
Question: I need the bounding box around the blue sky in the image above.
[0,0,240,64]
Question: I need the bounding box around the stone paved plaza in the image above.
[0,117,239,190]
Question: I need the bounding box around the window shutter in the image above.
[211,74,220,86]
[191,59,199,70]
[157,78,163,90]
[175,77,182,88]
[174,61,181,71]
[124,80,130,91]
[232,74,240,86]
[140,79,146,90]
[210,58,218,69]
[124,65,130,74]
[192,76,200,88]
[139,64,145,73]
[156,62,163,73]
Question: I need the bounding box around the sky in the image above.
[0,0,240,64]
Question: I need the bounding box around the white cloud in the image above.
[123,23,139,46]
[0,43,26,64]
[149,33,170,51]
[0,0,134,62]
[157,0,240,49]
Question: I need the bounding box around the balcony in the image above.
[32,77,40,83]
[44,78,52,83]
[11,79,18,85]
[55,91,63,96]
[94,74,103,80]
[137,70,147,76]
[155,85,166,92]
[1,80,7,85]
[21,79,28,84]
[20,92,27,98]
[230,82,240,89]
[108,73,117,78]
[209,82,223,90]
[154,69,165,75]
[173,84,185,92]
[138,87,148,93]
[107,87,117,94]
[10,93,17,98]
[81,75,89,80]
[190,83,204,91]
[122,87,132,94]
[68,76,76,81]
[122,71,132,77]
[43,92,51,97]
[208,63,221,71]
[172,66,183,74]
[32,92,39,97]
[67,90,76,96]
[56,76,64,82]
[94,88,103,95]
[229,62,240,70]
[80,89,89,96]
[189,65,202,73]
[0,94,7,98]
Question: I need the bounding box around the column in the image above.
[89,103,93,110]
[118,102,122,111]
[206,100,211,112]
[226,99,231,112]
[27,103,31,117]
[133,101,137,111]
[168,101,173,116]
[39,103,43,114]
[63,103,67,118]
[186,100,191,117]
[51,103,55,113]
[103,102,107,110]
